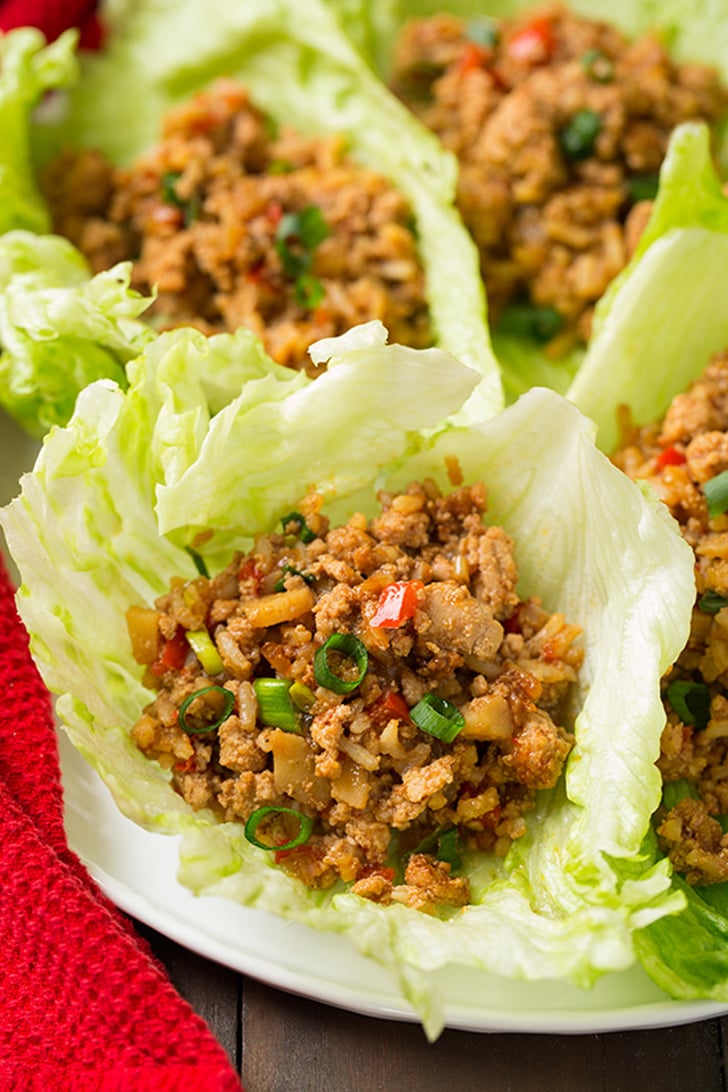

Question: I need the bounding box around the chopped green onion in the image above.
[699,590,728,615]
[559,109,602,161]
[161,170,200,223]
[273,564,315,593]
[498,303,564,343]
[185,545,209,578]
[465,17,499,48]
[269,158,294,175]
[314,632,368,694]
[161,171,182,206]
[178,685,235,734]
[435,827,462,870]
[718,814,728,835]
[275,206,329,279]
[662,778,700,810]
[186,629,224,675]
[580,48,614,83]
[289,681,316,711]
[280,511,316,543]
[294,272,325,311]
[627,173,659,203]
[244,805,313,851]
[253,677,299,732]
[406,826,463,871]
[410,693,465,742]
[704,469,728,519]
[667,679,711,732]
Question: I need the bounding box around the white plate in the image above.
[3,410,728,1035]
[58,732,728,1034]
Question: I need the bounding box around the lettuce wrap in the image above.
[561,126,728,1016]
[0,321,696,1038]
[0,0,503,437]
[329,0,728,407]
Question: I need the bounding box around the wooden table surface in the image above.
[135,919,728,1092]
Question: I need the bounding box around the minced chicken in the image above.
[127,480,583,913]
[391,5,727,353]
[42,80,431,376]
[614,351,728,885]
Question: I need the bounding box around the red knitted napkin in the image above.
[0,4,243,1084]
[0,0,102,47]
[0,556,244,1092]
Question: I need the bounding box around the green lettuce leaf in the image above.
[567,122,728,451]
[0,323,695,1038]
[0,27,78,235]
[328,0,728,412]
[28,0,502,424]
[0,231,155,436]
[635,879,728,1002]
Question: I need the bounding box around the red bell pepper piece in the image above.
[370,580,424,629]
[656,446,686,469]
[456,41,491,75]
[507,17,555,64]
[151,627,189,676]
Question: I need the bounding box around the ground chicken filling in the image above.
[391,6,727,354]
[127,481,583,913]
[614,351,728,887]
[42,81,431,375]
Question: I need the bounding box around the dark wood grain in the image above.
[139,921,728,1092]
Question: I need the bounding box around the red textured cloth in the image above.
[0,0,102,47]
[0,3,242,1087]
[0,558,244,1092]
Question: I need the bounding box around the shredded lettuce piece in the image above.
[0,231,155,436]
[0,324,694,1038]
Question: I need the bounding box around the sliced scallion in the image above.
[273,564,315,593]
[627,173,659,203]
[253,677,299,732]
[498,303,564,343]
[667,679,711,732]
[289,681,316,711]
[699,590,728,615]
[280,511,316,544]
[410,693,465,742]
[185,545,209,578]
[244,805,313,851]
[435,827,463,870]
[559,109,601,161]
[704,469,728,519]
[314,632,368,694]
[186,629,224,676]
[580,48,613,83]
[662,778,700,810]
[178,685,235,734]
[294,272,325,311]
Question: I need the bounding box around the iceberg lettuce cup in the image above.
[329,0,728,406]
[0,321,696,1038]
[0,0,502,438]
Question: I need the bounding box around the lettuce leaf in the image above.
[568,122,728,451]
[328,0,728,412]
[0,323,695,1038]
[0,27,78,236]
[0,231,155,437]
[27,0,502,425]
[634,879,728,1003]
